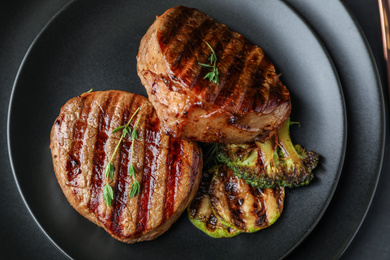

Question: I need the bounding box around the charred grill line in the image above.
[252,56,274,113]
[143,112,163,230]
[197,26,233,101]
[174,21,221,90]
[212,41,252,107]
[88,92,113,214]
[250,187,269,228]
[224,173,246,231]
[170,16,211,69]
[206,214,218,231]
[110,95,135,236]
[135,108,153,237]
[160,8,196,55]
[65,95,87,186]
[275,187,284,212]
[210,37,245,105]
[234,48,267,114]
[163,139,183,222]
[187,24,228,95]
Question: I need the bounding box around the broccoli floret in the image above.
[217,118,319,188]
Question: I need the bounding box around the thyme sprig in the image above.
[128,115,142,198]
[199,41,219,84]
[103,107,140,206]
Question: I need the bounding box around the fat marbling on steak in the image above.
[137,6,291,143]
[50,90,202,243]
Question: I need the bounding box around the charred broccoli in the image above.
[217,118,319,188]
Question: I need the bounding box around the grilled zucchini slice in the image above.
[188,166,241,238]
[209,164,285,233]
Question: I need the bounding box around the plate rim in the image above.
[285,0,387,258]
[329,1,387,255]
[6,1,76,259]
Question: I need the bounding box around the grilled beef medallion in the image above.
[50,90,202,243]
[137,6,291,143]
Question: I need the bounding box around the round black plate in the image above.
[8,0,346,259]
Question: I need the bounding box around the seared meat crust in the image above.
[137,6,291,143]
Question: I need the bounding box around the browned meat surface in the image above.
[50,90,202,243]
[137,6,291,143]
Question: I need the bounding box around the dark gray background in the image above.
[0,0,388,259]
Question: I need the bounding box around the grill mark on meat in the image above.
[234,48,267,114]
[110,95,150,237]
[97,92,125,225]
[111,135,131,234]
[76,94,103,206]
[88,92,113,213]
[65,99,86,186]
[197,26,234,101]
[158,7,196,55]
[251,56,274,113]
[109,95,134,236]
[65,96,90,194]
[212,41,253,107]
[236,51,267,113]
[173,18,214,69]
[169,15,211,69]
[120,96,146,236]
[132,108,157,236]
[210,36,246,104]
[66,154,81,184]
[249,187,268,228]
[224,171,246,231]
[184,24,228,96]
[163,139,183,221]
[171,19,217,85]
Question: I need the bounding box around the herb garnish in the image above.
[128,115,142,198]
[199,41,219,84]
[103,107,141,206]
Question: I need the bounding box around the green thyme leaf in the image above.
[122,126,131,138]
[103,108,141,206]
[198,63,213,68]
[128,165,135,176]
[199,41,219,85]
[103,184,114,206]
[86,88,93,93]
[112,125,126,133]
[104,162,115,180]
[130,180,141,198]
[131,129,138,140]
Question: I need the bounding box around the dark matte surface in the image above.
[0,0,388,259]
[7,1,345,259]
